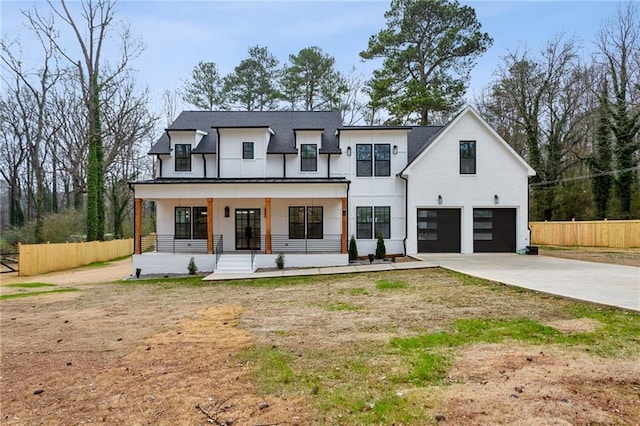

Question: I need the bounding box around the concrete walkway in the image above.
[416,254,640,312]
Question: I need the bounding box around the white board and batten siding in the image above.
[333,129,410,255]
[404,109,535,254]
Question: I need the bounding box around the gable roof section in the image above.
[407,125,443,164]
[148,110,343,155]
[402,106,536,176]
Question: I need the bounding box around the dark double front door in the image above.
[235,209,261,250]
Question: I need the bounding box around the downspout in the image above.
[283,153,287,178]
[156,155,163,178]
[346,180,350,247]
[399,174,408,256]
[202,154,207,178]
[327,154,331,178]
[216,128,220,178]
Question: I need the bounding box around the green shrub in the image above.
[375,233,386,259]
[368,253,374,263]
[275,253,285,269]
[187,257,198,275]
[348,235,358,262]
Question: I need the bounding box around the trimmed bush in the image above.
[187,257,198,275]
[348,235,358,262]
[275,253,285,269]
[375,233,386,259]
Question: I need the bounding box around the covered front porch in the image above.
[131,179,350,274]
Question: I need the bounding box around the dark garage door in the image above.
[473,208,516,252]
[417,208,461,253]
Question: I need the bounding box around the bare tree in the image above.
[1,21,63,242]
[161,89,179,126]
[0,96,28,227]
[596,2,640,218]
[478,36,590,220]
[29,0,144,240]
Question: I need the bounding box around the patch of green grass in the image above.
[322,301,360,311]
[123,274,322,289]
[6,282,55,288]
[338,287,369,296]
[561,303,640,356]
[86,254,131,268]
[0,288,79,300]
[120,276,207,286]
[376,279,408,290]
[239,347,301,395]
[244,345,430,424]
[393,318,562,351]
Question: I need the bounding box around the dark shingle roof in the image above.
[406,126,443,164]
[148,132,170,154]
[148,110,343,155]
[192,133,216,154]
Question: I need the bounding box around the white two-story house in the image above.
[130,106,535,274]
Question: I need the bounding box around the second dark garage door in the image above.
[417,208,461,253]
[473,208,516,252]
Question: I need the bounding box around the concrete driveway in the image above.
[415,254,640,311]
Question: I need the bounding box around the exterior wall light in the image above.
[494,194,499,205]
[347,146,352,156]
[438,195,443,205]
[393,145,398,154]
[224,206,230,217]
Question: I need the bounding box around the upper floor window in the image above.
[357,144,390,177]
[356,144,372,176]
[300,144,317,172]
[243,142,254,159]
[175,144,191,172]
[374,144,391,176]
[460,140,476,174]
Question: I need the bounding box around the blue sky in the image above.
[1,1,621,115]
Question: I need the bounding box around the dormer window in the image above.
[175,144,191,171]
[243,142,254,159]
[300,144,317,172]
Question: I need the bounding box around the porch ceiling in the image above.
[132,178,349,199]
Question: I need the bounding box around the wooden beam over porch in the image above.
[207,198,214,254]
[134,198,142,255]
[341,197,347,254]
[265,197,272,254]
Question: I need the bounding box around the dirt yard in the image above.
[1,259,639,425]
[539,245,640,267]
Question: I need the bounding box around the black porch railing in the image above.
[215,235,224,268]
[150,234,223,254]
[269,234,341,254]
[146,234,341,255]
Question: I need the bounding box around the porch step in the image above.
[215,254,256,274]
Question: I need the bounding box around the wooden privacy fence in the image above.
[18,239,133,276]
[530,220,640,248]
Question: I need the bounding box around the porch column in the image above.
[341,197,347,254]
[265,197,272,254]
[207,198,214,254]
[134,198,142,255]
